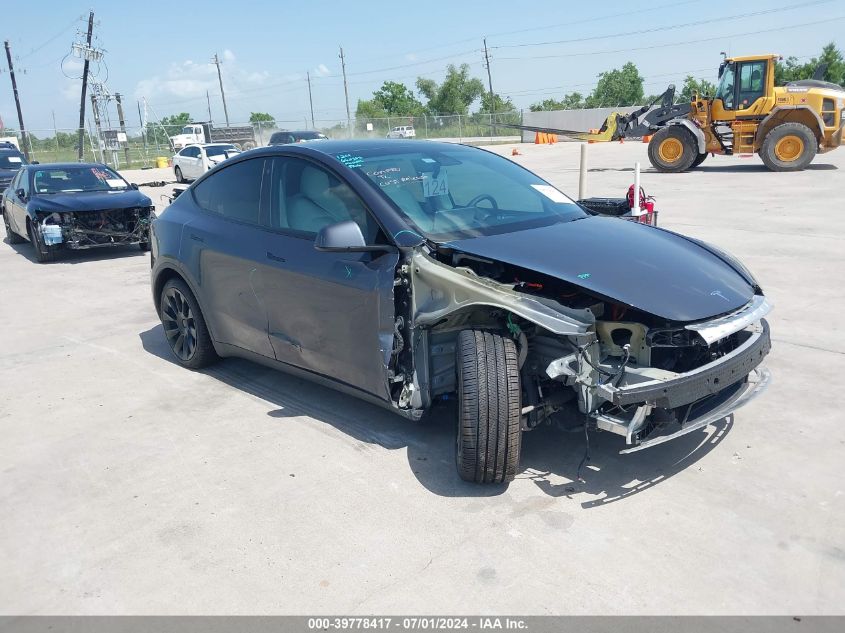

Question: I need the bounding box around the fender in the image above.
[754,105,825,146]
[669,118,707,154]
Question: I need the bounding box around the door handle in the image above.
[190,234,204,242]
[266,251,286,263]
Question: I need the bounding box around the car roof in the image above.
[23,162,114,170]
[270,138,454,155]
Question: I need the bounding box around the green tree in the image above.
[477,92,514,114]
[147,112,191,146]
[416,64,485,115]
[529,92,585,111]
[585,62,644,108]
[372,81,425,116]
[249,112,276,127]
[775,42,845,86]
[680,75,717,101]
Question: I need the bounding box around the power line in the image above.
[496,16,845,61]
[493,0,831,49]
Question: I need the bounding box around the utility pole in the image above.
[483,38,496,137]
[76,11,94,161]
[115,93,131,167]
[4,40,30,161]
[306,71,315,129]
[91,93,104,163]
[52,110,59,155]
[339,46,351,138]
[212,53,230,126]
[205,90,212,123]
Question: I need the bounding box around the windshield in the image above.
[716,62,736,109]
[205,145,238,158]
[344,145,586,241]
[32,166,128,194]
[0,153,26,169]
[296,132,326,141]
[181,126,195,135]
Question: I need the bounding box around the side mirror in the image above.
[130,183,139,190]
[718,62,726,79]
[16,188,26,201]
[31,160,40,165]
[314,220,395,253]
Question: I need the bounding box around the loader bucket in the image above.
[586,113,620,142]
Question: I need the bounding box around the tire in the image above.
[648,126,698,172]
[760,122,817,172]
[3,211,24,244]
[159,278,219,369]
[27,221,55,263]
[174,166,184,183]
[690,152,708,168]
[455,330,522,484]
[139,241,150,252]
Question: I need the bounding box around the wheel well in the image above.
[152,267,184,313]
[758,108,823,145]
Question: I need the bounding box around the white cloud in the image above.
[133,51,270,111]
[313,63,330,77]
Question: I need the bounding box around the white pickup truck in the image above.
[169,122,256,151]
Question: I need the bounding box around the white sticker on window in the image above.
[106,178,126,188]
[423,172,448,197]
[531,184,573,204]
[8,156,21,163]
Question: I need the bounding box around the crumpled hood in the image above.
[30,189,152,213]
[445,216,755,323]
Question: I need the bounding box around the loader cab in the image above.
[711,55,777,120]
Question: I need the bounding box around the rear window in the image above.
[0,152,26,169]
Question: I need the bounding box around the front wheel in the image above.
[648,126,698,172]
[159,278,219,369]
[690,152,708,168]
[455,330,522,484]
[174,166,184,183]
[27,222,55,263]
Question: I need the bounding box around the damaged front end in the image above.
[35,207,153,250]
[397,248,771,454]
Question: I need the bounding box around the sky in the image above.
[1,0,843,133]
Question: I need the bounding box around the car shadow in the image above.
[4,235,146,264]
[139,324,732,505]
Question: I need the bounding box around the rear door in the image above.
[182,156,274,358]
[259,155,399,399]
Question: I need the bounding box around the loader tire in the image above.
[760,122,817,172]
[455,330,522,484]
[691,152,708,168]
[648,126,698,173]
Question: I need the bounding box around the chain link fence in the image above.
[1,111,525,170]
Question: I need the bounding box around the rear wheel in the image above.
[3,211,24,244]
[455,330,522,484]
[648,126,698,172]
[760,122,817,172]
[160,278,219,369]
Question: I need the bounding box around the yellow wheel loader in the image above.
[601,53,845,172]
[502,54,844,172]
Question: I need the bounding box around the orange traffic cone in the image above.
[549,133,557,144]
[534,132,542,144]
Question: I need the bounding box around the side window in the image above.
[19,171,30,196]
[267,157,382,243]
[192,158,264,225]
[737,61,766,109]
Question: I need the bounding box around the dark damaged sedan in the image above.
[150,140,771,484]
[1,163,153,262]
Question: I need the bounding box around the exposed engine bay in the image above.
[35,207,153,249]
[387,246,771,454]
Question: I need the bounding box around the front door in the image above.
[181,156,275,358]
[260,155,399,400]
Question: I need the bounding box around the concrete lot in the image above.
[1,143,843,615]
